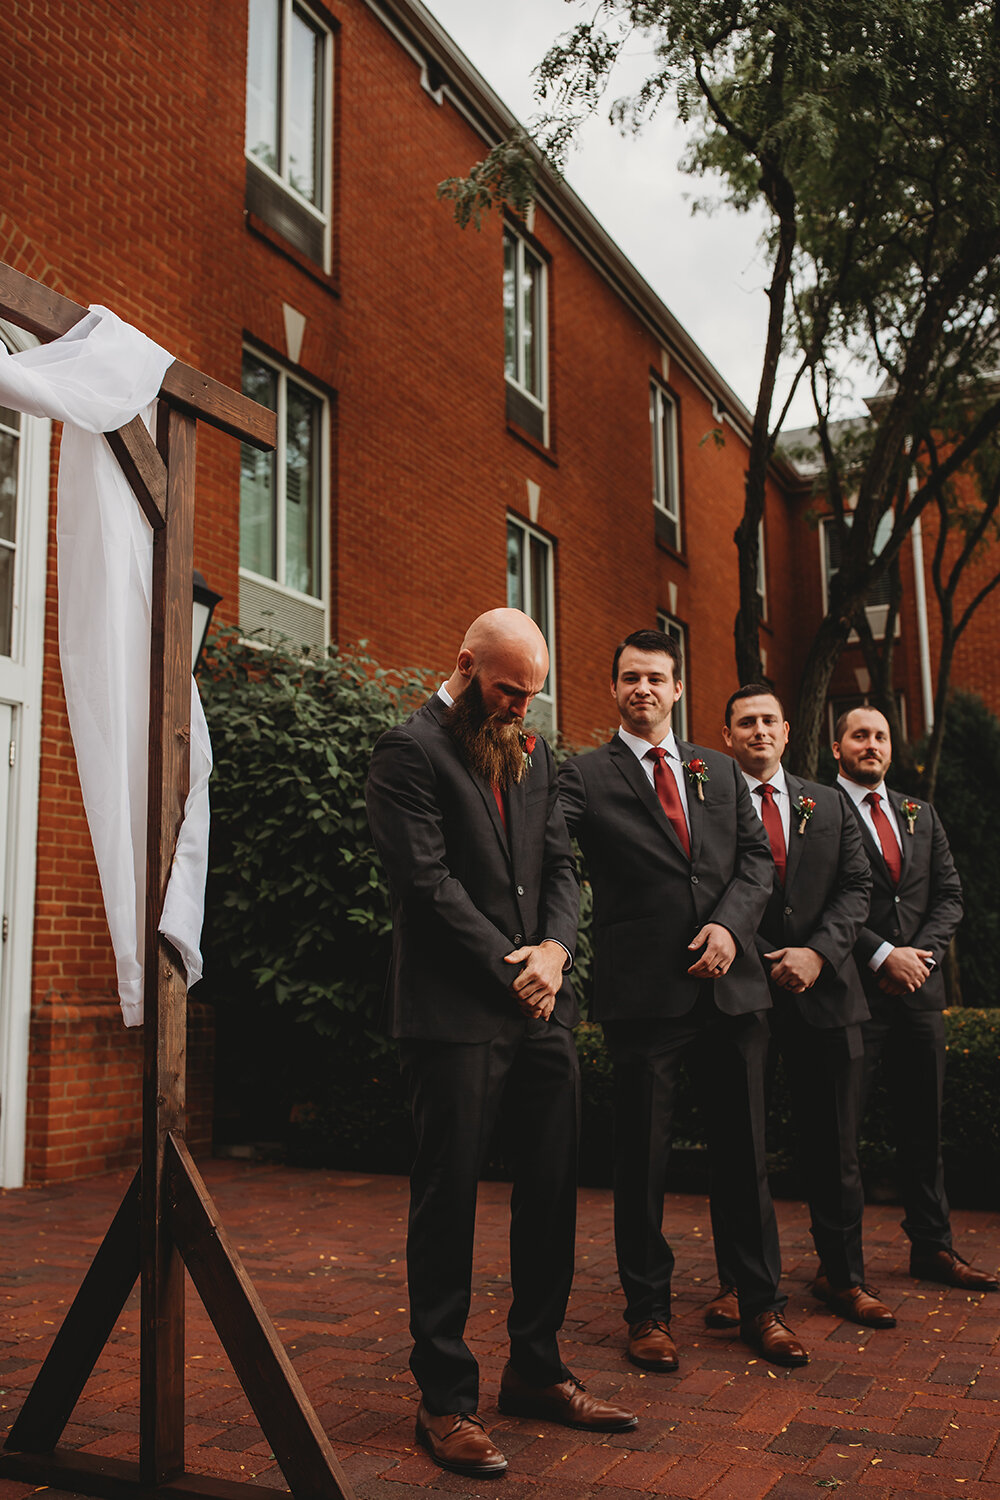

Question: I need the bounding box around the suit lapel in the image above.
[841,784,897,891]
[783,772,806,889]
[674,739,702,864]
[610,734,691,861]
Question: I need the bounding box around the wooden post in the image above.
[0,261,356,1500]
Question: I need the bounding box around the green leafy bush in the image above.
[197,630,435,1137]
[932,693,1000,1009]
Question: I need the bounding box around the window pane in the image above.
[650,387,663,504]
[240,357,278,579]
[285,380,321,596]
[288,6,321,204]
[529,533,551,695]
[521,252,538,396]
[0,430,18,543]
[246,0,280,173]
[0,403,20,434]
[506,520,523,609]
[503,235,518,384]
[0,547,13,658]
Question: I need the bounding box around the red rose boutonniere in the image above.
[684,757,709,801]
[901,798,920,835]
[794,794,816,835]
[521,731,537,769]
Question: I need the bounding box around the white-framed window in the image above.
[656,611,688,740]
[820,512,898,640]
[245,0,332,265]
[506,516,556,733]
[0,394,20,659]
[756,517,768,621]
[239,349,329,651]
[503,228,547,443]
[651,382,681,551]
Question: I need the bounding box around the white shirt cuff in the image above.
[869,941,894,972]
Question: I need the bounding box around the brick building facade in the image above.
[0,0,995,1185]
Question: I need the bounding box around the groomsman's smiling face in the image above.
[833,707,892,786]
[613,646,683,744]
[723,693,789,780]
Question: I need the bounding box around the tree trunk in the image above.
[787,611,854,776]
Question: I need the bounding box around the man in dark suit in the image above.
[704,685,894,1331]
[558,630,808,1369]
[834,705,997,1293]
[366,608,636,1479]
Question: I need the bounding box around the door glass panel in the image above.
[0,431,18,543]
[0,548,14,658]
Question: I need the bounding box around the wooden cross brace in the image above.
[0,262,356,1500]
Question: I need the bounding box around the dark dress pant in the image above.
[713,995,866,1289]
[399,1013,580,1415]
[604,989,783,1326]
[860,993,952,1254]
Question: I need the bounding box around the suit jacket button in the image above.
[513,934,523,945]
[784,906,793,916]
[893,895,900,903]
[691,874,699,885]
[516,884,525,896]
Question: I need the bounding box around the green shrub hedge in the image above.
[284,1013,1000,1206]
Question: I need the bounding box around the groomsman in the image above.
[834,706,997,1292]
[705,685,895,1330]
[559,631,809,1369]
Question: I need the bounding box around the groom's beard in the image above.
[446,676,527,788]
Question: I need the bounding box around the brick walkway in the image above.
[2,1162,999,1499]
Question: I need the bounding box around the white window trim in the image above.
[504,229,548,415]
[245,0,334,248]
[507,514,557,728]
[656,611,688,741]
[651,382,681,534]
[820,515,900,641]
[757,517,768,621]
[0,320,50,1188]
[239,349,330,636]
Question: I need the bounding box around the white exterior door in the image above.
[0,320,51,1187]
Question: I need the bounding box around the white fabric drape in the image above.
[0,305,213,1026]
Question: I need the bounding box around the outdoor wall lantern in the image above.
[192,570,223,673]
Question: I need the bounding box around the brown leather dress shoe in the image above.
[498,1362,638,1431]
[703,1283,740,1328]
[627,1318,679,1370]
[909,1248,999,1292]
[812,1274,896,1328]
[415,1405,507,1477]
[741,1311,809,1367]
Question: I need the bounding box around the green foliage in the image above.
[932,693,1000,1010]
[198,628,434,1050]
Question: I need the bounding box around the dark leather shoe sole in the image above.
[627,1346,678,1372]
[497,1393,638,1432]
[416,1422,507,1477]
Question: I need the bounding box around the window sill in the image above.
[654,534,688,566]
[505,419,558,467]
[246,211,339,295]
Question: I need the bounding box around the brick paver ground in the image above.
[2,1162,999,1499]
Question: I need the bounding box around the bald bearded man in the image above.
[367,609,636,1478]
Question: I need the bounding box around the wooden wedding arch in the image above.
[0,262,355,1500]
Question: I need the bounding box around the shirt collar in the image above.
[742,763,788,798]
[437,682,455,709]
[837,772,887,806]
[618,725,679,763]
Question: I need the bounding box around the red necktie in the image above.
[492,784,507,833]
[646,747,690,857]
[755,783,787,886]
[865,791,901,884]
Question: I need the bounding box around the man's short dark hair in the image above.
[832,704,890,744]
[725,681,785,728]
[611,629,682,684]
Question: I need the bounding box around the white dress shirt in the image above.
[741,763,791,846]
[617,725,692,838]
[837,773,901,972]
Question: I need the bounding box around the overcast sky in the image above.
[424,0,855,432]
